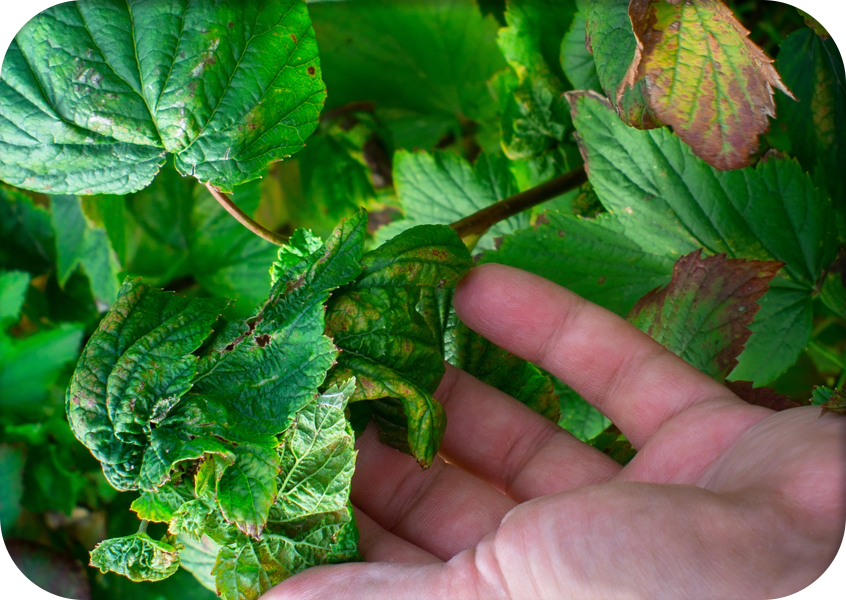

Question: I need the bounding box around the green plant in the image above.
[0,1,843,599]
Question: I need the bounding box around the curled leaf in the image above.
[90,533,180,583]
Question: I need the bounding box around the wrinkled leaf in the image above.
[66,279,227,490]
[194,210,367,436]
[90,533,180,582]
[217,444,280,539]
[130,484,192,524]
[0,0,325,194]
[628,250,781,382]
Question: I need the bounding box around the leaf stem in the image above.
[450,165,588,240]
[138,520,149,535]
[205,182,288,246]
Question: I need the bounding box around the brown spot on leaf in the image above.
[255,334,271,347]
[308,66,316,76]
[228,22,234,29]
[291,34,298,42]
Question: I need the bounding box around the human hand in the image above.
[267,264,846,600]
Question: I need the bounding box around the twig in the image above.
[450,166,588,239]
[204,182,288,246]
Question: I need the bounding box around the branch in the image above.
[450,166,588,239]
[204,182,288,246]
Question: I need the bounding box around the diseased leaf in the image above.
[379,150,525,251]
[6,540,92,600]
[483,211,674,316]
[628,251,781,382]
[0,1,325,194]
[90,533,179,583]
[725,380,804,412]
[811,386,846,416]
[585,0,655,129]
[773,29,846,211]
[327,354,446,468]
[567,91,836,382]
[444,308,559,421]
[627,0,794,170]
[211,382,360,600]
[325,224,472,465]
[793,0,846,37]
[217,444,280,539]
[136,427,235,492]
[66,279,227,490]
[498,0,576,160]
[194,210,367,436]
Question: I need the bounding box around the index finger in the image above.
[454,264,738,448]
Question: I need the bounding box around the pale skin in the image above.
[267,264,846,600]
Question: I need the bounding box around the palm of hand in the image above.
[268,265,845,600]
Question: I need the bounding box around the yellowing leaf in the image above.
[627,0,794,170]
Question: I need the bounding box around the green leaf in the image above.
[556,381,610,442]
[821,270,846,319]
[380,150,525,251]
[177,534,220,593]
[628,0,793,170]
[131,484,192,524]
[0,184,54,274]
[51,195,121,306]
[0,1,325,194]
[310,0,505,149]
[6,540,92,599]
[773,29,846,209]
[0,323,83,413]
[793,0,846,37]
[137,428,235,492]
[483,211,674,316]
[730,282,814,385]
[90,533,180,583]
[444,309,559,421]
[193,210,367,436]
[217,444,280,539]
[561,11,602,93]
[66,279,227,490]
[214,510,359,600]
[0,443,26,530]
[628,250,781,382]
[0,270,30,326]
[273,379,357,531]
